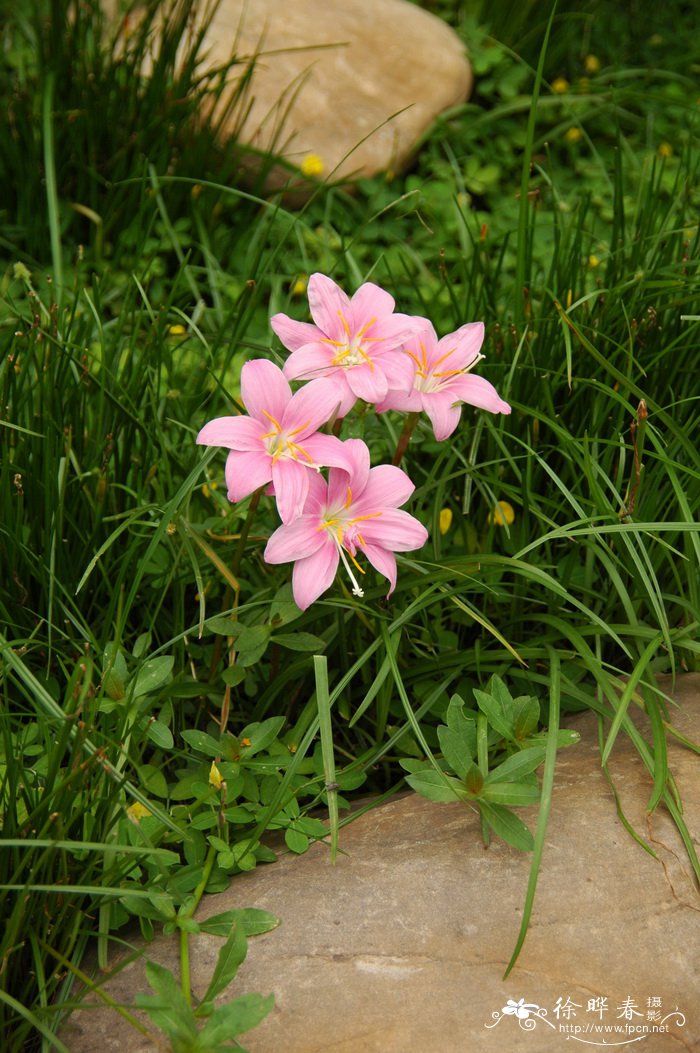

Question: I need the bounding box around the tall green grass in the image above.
[1,0,699,1048]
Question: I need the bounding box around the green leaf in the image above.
[473,676,515,740]
[404,770,468,803]
[238,716,285,757]
[485,746,547,783]
[195,993,275,1041]
[199,908,279,938]
[512,695,540,739]
[135,961,197,1040]
[137,763,169,798]
[181,730,222,758]
[270,631,326,652]
[284,827,309,854]
[481,780,541,806]
[132,655,174,699]
[269,583,301,627]
[102,642,128,700]
[437,725,475,779]
[479,802,534,851]
[198,922,248,1002]
[147,719,174,749]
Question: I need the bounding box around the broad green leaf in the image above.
[404,770,468,803]
[238,716,285,757]
[512,695,540,739]
[181,730,222,758]
[485,746,547,783]
[147,719,174,749]
[481,780,541,806]
[438,725,475,779]
[285,827,309,854]
[473,680,515,740]
[199,908,279,937]
[137,763,169,799]
[132,655,174,699]
[102,642,128,700]
[479,801,534,851]
[195,993,275,1041]
[135,961,197,1040]
[270,631,326,652]
[269,583,302,627]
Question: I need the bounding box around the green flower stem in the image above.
[392,412,420,466]
[231,486,264,578]
[179,843,217,1006]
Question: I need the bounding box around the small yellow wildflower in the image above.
[439,508,453,535]
[288,742,298,754]
[191,183,203,199]
[551,77,570,94]
[240,737,252,748]
[300,154,325,178]
[657,142,673,159]
[292,276,308,297]
[584,54,601,74]
[489,501,515,527]
[127,801,152,824]
[201,480,219,499]
[168,324,186,336]
[565,127,583,144]
[209,762,224,790]
[588,254,600,268]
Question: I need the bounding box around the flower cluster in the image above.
[197,273,511,610]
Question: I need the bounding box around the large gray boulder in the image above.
[61,674,700,1051]
[108,0,472,191]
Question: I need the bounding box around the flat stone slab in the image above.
[62,674,700,1052]
[110,0,472,190]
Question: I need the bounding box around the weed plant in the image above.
[0,0,699,1049]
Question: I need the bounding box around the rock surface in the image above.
[61,674,700,1052]
[113,0,472,190]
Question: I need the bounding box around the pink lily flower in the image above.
[264,439,428,610]
[377,319,511,440]
[196,359,349,525]
[270,273,419,416]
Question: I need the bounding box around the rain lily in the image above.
[264,439,428,610]
[270,273,419,416]
[197,359,349,525]
[377,318,511,441]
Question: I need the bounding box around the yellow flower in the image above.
[168,324,186,336]
[209,762,224,790]
[657,142,673,158]
[300,154,325,178]
[551,77,570,94]
[565,127,583,144]
[127,801,152,824]
[240,737,252,748]
[292,276,308,297]
[588,254,600,268]
[584,54,601,74]
[489,501,515,527]
[439,508,453,535]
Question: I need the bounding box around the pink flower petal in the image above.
[241,359,291,424]
[196,415,266,451]
[447,374,512,415]
[351,465,415,514]
[307,273,351,340]
[303,432,355,472]
[292,542,340,610]
[349,282,396,323]
[264,516,325,564]
[346,363,389,404]
[362,312,423,352]
[271,457,312,524]
[436,321,485,370]
[361,542,398,595]
[422,393,463,441]
[282,377,344,435]
[283,343,335,382]
[326,439,371,508]
[376,386,422,414]
[270,314,322,352]
[224,449,272,503]
[379,350,418,394]
[360,509,428,551]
